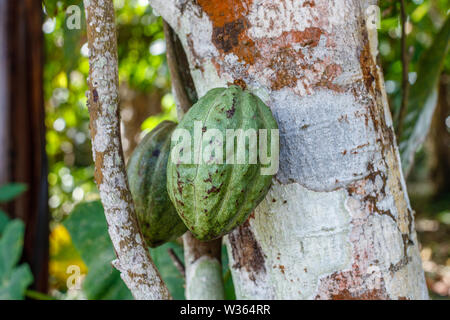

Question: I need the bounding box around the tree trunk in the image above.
[0,0,49,293]
[151,0,428,299]
[83,0,170,300]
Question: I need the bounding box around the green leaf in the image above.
[43,0,83,17]
[399,15,450,176]
[63,201,133,300]
[221,246,236,300]
[149,242,186,300]
[0,264,33,300]
[411,2,430,23]
[43,0,58,17]
[64,201,191,299]
[0,209,10,235]
[0,183,27,203]
[0,220,25,276]
[0,218,33,300]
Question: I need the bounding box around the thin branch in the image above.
[162,21,198,114]
[168,248,186,278]
[83,0,170,300]
[396,0,410,140]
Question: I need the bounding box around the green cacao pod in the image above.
[127,121,187,247]
[167,86,278,241]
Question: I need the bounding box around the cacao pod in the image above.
[127,120,187,247]
[167,86,278,241]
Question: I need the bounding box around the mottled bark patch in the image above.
[315,265,390,300]
[195,0,342,94]
[359,42,376,94]
[352,22,417,272]
[228,219,266,280]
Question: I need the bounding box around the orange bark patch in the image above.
[197,0,252,27]
[315,268,390,300]
[328,288,388,300]
[195,0,341,93]
[359,42,376,94]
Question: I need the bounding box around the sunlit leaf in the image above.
[49,224,87,290]
[411,2,430,23]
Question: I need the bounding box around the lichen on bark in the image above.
[84,0,170,300]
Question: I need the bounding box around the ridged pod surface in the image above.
[127,121,187,247]
[167,86,278,240]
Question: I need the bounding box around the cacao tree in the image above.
[85,0,429,299]
[149,0,428,300]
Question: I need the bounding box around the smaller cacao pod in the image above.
[167,86,279,241]
[127,121,187,247]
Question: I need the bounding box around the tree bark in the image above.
[0,0,49,293]
[83,0,170,300]
[183,233,224,299]
[150,0,428,299]
[164,21,224,299]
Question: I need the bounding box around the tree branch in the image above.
[168,248,186,278]
[163,21,198,115]
[83,0,170,300]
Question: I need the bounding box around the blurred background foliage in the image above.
[0,184,33,300]
[41,0,449,299]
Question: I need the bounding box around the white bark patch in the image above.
[247,0,345,38]
[227,182,353,299]
[271,88,378,191]
[185,256,225,300]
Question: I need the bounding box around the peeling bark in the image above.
[164,21,224,299]
[151,0,428,299]
[84,0,170,300]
